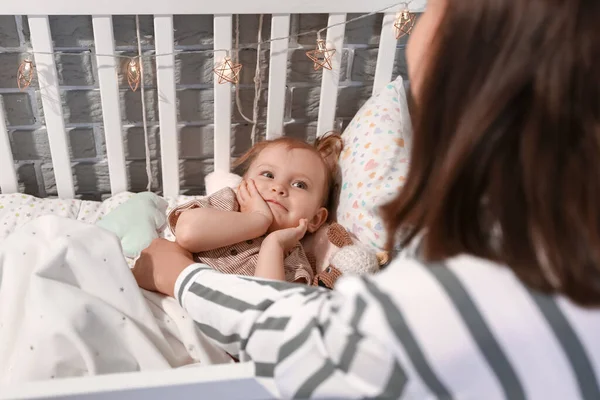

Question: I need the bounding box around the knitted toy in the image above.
[311,222,388,289]
[96,192,168,258]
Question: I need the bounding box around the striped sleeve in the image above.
[174,263,410,399]
[175,255,600,399]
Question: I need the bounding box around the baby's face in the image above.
[246,144,328,232]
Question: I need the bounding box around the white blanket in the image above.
[0,215,232,385]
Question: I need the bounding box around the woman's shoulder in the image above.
[339,253,600,354]
[372,254,512,291]
[337,255,600,399]
[368,254,537,315]
[335,254,518,325]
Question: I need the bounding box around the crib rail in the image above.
[0,0,426,199]
[1,0,424,15]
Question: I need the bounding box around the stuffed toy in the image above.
[310,222,388,289]
[96,192,168,258]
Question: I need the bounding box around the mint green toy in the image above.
[96,192,168,258]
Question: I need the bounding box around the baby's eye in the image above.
[261,171,274,179]
[292,181,307,190]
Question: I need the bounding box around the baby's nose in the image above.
[271,183,287,195]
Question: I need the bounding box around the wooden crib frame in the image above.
[0,0,425,397]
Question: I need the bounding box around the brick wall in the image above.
[0,13,413,200]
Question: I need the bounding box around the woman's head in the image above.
[384,0,600,305]
[234,134,342,232]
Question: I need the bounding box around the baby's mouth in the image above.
[266,199,287,211]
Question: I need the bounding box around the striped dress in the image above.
[174,254,600,399]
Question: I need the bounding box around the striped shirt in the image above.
[168,187,313,284]
[175,254,600,399]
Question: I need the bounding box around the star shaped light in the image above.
[127,58,141,92]
[17,59,35,91]
[306,39,336,71]
[394,9,416,39]
[213,56,242,84]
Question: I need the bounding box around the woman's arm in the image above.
[133,238,414,399]
[175,266,405,399]
[135,239,563,400]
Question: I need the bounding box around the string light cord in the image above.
[250,14,264,145]
[135,15,153,191]
[5,1,413,60]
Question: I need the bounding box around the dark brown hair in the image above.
[233,132,343,210]
[381,0,600,305]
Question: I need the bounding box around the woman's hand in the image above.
[132,238,195,297]
[265,219,308,252]
[236,179,273,227]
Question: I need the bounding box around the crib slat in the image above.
[213,15,233,173]
[28,15,75,199]
[154,15,180,197]
[92,15,127,196]
[0,100,18,194]
[265,14,290,140]
[373,11,399,95]
[316,13,346,138]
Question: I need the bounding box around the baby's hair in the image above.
[233,132,343,209]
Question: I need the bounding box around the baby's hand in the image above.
[265,219,308,252]
[237,179,273,226]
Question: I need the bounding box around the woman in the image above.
[133,0,600,398]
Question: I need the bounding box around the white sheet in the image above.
[0,215,232,385]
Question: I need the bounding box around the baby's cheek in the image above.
[295,204,313,219]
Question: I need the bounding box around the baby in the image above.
[167,134,342,284]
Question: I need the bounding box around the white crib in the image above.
[0,0,424,397]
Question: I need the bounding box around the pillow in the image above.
[335,75,413,251]
[205,170,242,195]
[96,192,168,258]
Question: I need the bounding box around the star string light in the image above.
[213,56,242,84]
[17,59,35,90]
[127,58,141,92]
[306,38,336,71]
[13,2,415,88]
[394,8,416,39]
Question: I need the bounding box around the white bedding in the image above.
[0,191,201,240]
[0,205,233,385]
[0,192,201,267]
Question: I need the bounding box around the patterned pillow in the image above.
[335,76,412,251]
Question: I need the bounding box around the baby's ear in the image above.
[307,207,328,233]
